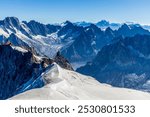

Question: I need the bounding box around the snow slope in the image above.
[10,64,150,100]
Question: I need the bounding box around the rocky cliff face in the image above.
[54,52,74,70]
[0,45,47,99]
[77,35,150,91]
[0,45,73,99]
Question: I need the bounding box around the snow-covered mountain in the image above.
[75,21,92,27]
[61,24,113,62]
[62,23,150,65]
[1,17,150,100]
[0,17,65,58]
[76,20,150,31]
[96,20,121,30]
[77,35,150,92]
[1,17,150,67]
[10,63,150,100]
[116,24,150,37]
[75,20,121,30]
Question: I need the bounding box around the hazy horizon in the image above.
[1,0,150,25]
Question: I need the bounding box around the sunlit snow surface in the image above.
[0,23,75,58]
[11,64,150,100]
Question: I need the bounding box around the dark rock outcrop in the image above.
[0,45,52,99]
[0,44,73,99]
[54,51,74,70]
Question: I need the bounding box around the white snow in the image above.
[125,73,146,81]
[20,23,31,34]
[12,46,28,53]
[143,80,150,90]
[0,27,9,37]
[15,30,29,39]
[143,25,150,31]
[33,54,43,62]
[10,64,150,100]
[0,25,63,58]
[91,41,96,45]
[71,61,87,70]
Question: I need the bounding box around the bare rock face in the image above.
[54,51,74,71]
[0,45,73,99]
[0,45,53,99]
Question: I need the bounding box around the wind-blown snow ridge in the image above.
[11,64,150,100]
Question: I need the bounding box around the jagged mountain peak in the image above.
[104,27,115,37]
[85,24,102,34]
[96,20,110,26]
[0,16,150,66]
[61,20,74,27]
[105,27,114,33]
[28,20,44,25]
[105,27,113,31]
[117,23,150,37]
[119,23,130,30]
[88,23,99,29]
[4,16,19,22]
[3,17,20,28]
[64,20,73,24]
[75,21,92,27]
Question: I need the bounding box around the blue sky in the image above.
[0,0,150,24]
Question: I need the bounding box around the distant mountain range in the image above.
[75,20,150,31]
[77,35,150,91]
[1,17,150,99]
[1,17,150,64]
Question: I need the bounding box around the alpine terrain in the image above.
[1,17,150,99]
